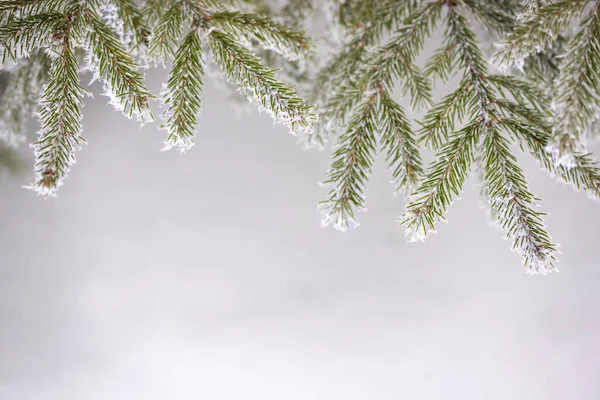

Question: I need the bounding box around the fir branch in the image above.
[486,74,548,111]
[208,29,316,135]
[419,81,470,149]
[401,123,481,241]
[108,0,151,49]
[481,126,557,274]
[147,1,184,61]
[209,11,311,60]
[84,8,153,122]
[462,0,516,35]
[402,4,495,241]
[0,0,68,17]
[307,0,416,145]
[142,0,170,25]
[0,12,63,64]
[421,5,491,149]
[521,34,565,91]
[201,0,247,10]
[380,91,422,192]
[425,40,457,83]
[446,5,489,82]
[367,1,440,107]
[28,32,86,196]
[551,7,600,163]
[495,0,589,68]
[323,1,440,125]
[503,119,600,199]
[160,25,204,152]
[318,2,439,225]
[320,95,378,231]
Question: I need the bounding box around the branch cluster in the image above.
[2,0,600,273]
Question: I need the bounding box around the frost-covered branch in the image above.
[401,1,557,270]
[209,11,311,60]
[2,0,600,273]
[320,95,378,231]
[149,0,315,150]
[551,7,600,163]
[0,12,63,64]
[208,29,316,135]
[28,22,86,196]
[480,127,557,274]
[495,0,590,68]
[84,7,153,122]
[160,26,204,151]
[401,123,480,240]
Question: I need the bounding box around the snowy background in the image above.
[1,63,600,399]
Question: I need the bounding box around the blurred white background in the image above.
[1,65,600,400]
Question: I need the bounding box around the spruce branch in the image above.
[380,91,423,192]
[83,7,153,122]
[420,5,491,149]
[307,0,417,146]
[485,74,548,111]
[28,29,86,196]
[0,0,69,17]
[108,0,151,49]
[520,0,549,15]
[0,12,63,64]
[495,0,589,69]
[323,1,440,126]
[461,0,515,35]
[209,11,311,61]
[503,119,600,199]
[550,7,600,163]
[367,1,440,108]
[142,0,170,25]
[424,40,457,83]
[208,29,316,135]
[480,126,557,274]
[320,95,378,231]
[147,1,315,150]
[279,0,314,27]
[160,25,204,152]
[147,1,184,61]
[403,1,557,273]
[419,81,470,149]
[401,123,481,241]
[318,1,440,228]
[485,73,600,200]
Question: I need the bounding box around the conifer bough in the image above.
[1,0,600,274]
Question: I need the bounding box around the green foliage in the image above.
[315,0,600,273]
[209,11,311,60]
[320,1,440,229]
[497,0,600,164]
[161,26,204,151]
[84,7,153,121]
[148,0,315,152]
[1,0,315,190]
[1,0,600,272]
[29,26,86,195]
